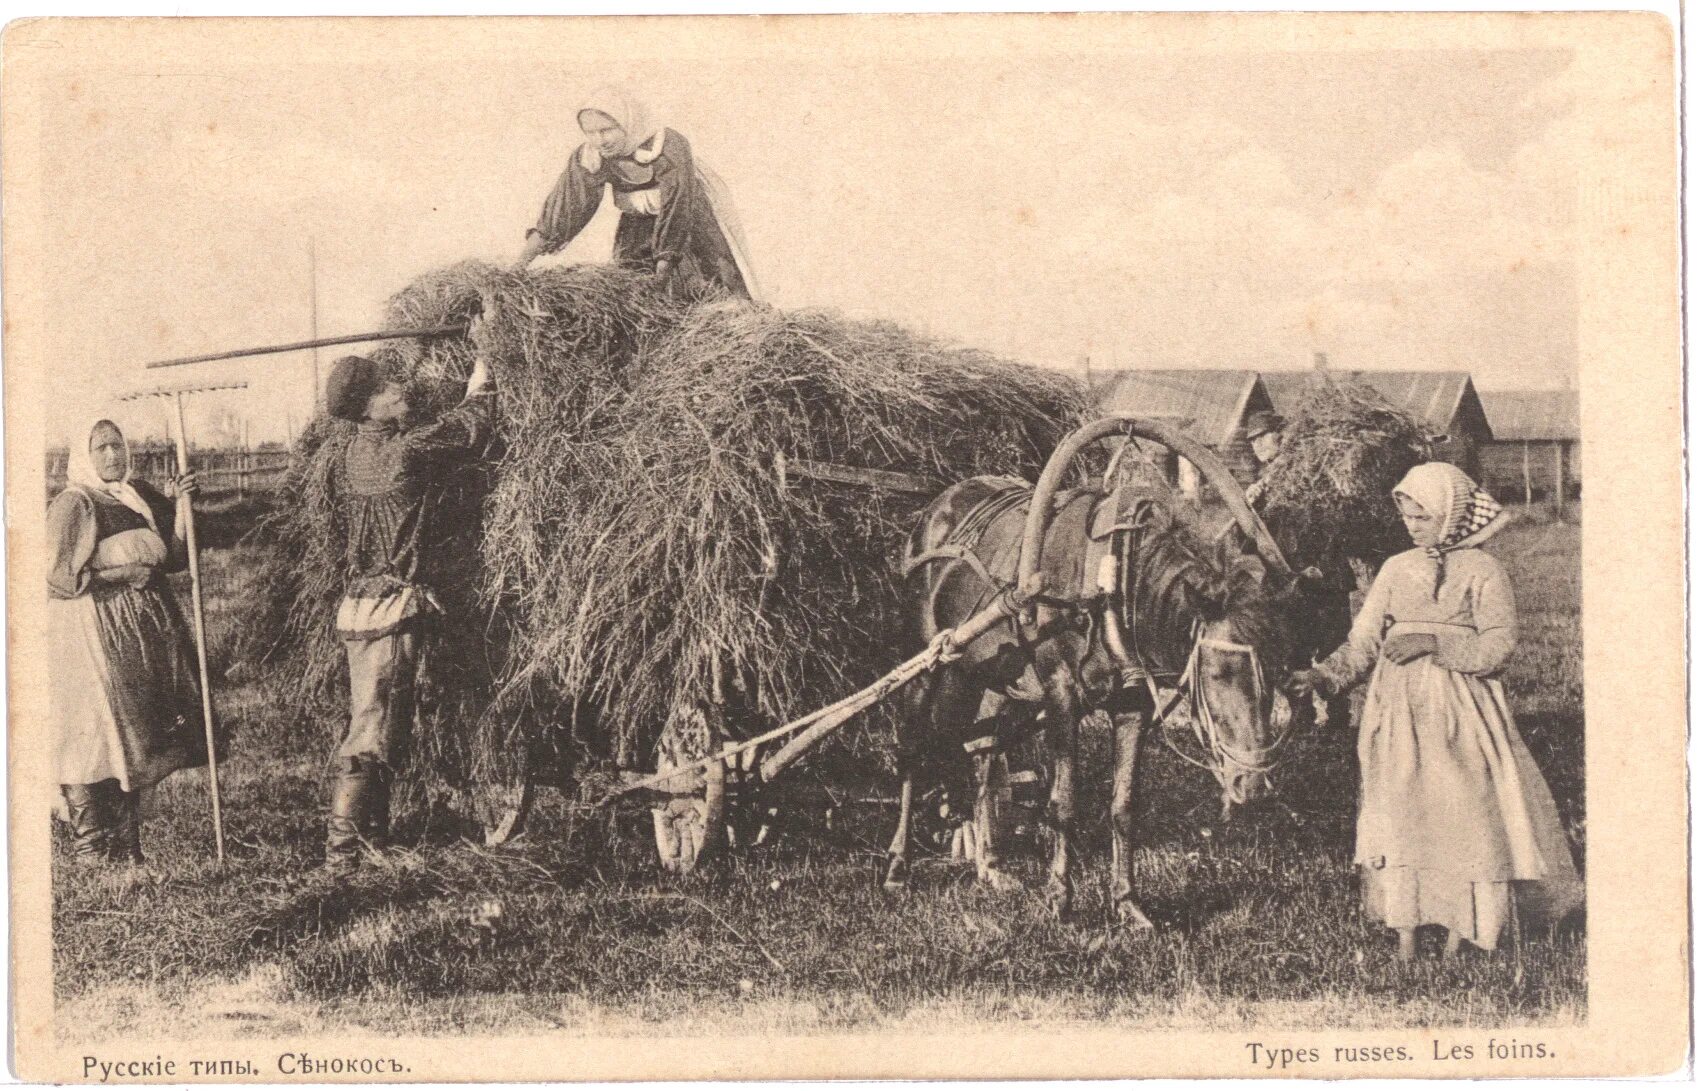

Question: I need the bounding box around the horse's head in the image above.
[1179,546,1309,814]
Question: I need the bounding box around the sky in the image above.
[36,40,1580,447]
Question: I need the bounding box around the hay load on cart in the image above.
[248,261,1086,859]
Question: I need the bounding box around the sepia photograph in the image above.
[2,12,1684,1081]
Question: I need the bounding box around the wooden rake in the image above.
[120,378,248,862]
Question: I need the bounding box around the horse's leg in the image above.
[969,695,1023,892]
[883,669,938,893]
[1042,670,1081,920]
[1109,694,1156,931]
[883,768,916,893]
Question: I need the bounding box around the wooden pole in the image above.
[143,323,466,370]
[600,593,1022,804]
[170,393,227,863]
[1522,440,1533,505]
[238,418,249,502]
[1554,442,1565,518]
[309,236,322,410]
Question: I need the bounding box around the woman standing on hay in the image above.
[319,311,497,875]
[47,417,208,864]
[516,85,760,301]
[1290,463,1582,960]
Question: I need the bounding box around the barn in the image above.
[1262,369,1494,479]
[1477,388,1580,507]
[1088,369,1277,491]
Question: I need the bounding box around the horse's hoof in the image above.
[1115,900,1156,931]
[979,867,1025,893]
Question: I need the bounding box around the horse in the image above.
[882,417,1317,926]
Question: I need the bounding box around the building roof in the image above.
[1090,369,1271,447]
[1262,369,1492,440]
[1478,389,1579,442]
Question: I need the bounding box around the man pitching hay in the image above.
[319,307,498,873]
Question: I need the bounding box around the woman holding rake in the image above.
[47,417,208,864]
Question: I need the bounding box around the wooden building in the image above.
[1088,369,1278,492]
[1477,388,1580,507]
[1262,369,1494,479]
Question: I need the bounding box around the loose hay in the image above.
[1254,377,1435,569]
[249,262,1085,790]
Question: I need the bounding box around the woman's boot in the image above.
[114,789,145,865]
[61,782,118,863]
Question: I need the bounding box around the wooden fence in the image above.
[45,445,291,499]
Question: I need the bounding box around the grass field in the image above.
[52,504,1585,1038]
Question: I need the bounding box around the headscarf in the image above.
[66,416,161,535]
[577,85,660,169]
[1392,461,1508,597]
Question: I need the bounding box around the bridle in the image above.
[1106,502,1297,802]
[1151,626,1299,806]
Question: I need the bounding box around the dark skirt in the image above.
[57,581,208,790]
[613,212,752,299]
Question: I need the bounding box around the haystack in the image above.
[1254,376,1434,569]
[249,262,1085,789]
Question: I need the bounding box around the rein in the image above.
[1153,630,1299,803]
[1113,513,1296,799]
[910,478,1299,802]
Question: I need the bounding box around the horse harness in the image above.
[905,481,1295,799]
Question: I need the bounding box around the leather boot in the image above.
[114,790,145,865]
[61,782,118,864]
[324,762,373,875]
[361,764,393,853]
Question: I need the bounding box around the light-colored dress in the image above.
[1315,545,1583,948]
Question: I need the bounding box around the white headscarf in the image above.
[66,416,161,536]
[1392,462,1509,596]
[577,85,662,170]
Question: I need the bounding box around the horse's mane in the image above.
[1124,499,1290,677]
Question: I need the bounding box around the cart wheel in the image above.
[470,777,534,846]
[654,757,728,873]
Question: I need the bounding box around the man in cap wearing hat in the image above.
[1240,407,1356,734]
[1242,409,1286,506]
[319,308,498,874]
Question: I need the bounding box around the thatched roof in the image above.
[1479,389,1579,442]
[1090,369,1273,447]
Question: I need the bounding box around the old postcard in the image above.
[3,12,1685,1081]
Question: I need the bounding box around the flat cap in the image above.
[1244,410,1286,441]
[325,355,385,422]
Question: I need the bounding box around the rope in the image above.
[1154,629,1300,802]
